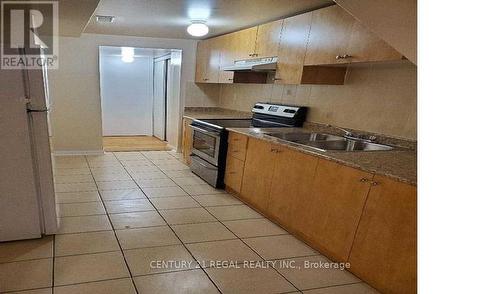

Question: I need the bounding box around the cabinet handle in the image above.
[335,54,353,60]
[203,78,209,81]
[359,178,370,182]
[228,78,233,81]
[273,78,281,81]
[371,181,380,186]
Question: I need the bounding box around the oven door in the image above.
[191,125,221,166]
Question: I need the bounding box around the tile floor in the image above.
[0,151,379,294]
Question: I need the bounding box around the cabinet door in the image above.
[298,159,373,262]
[181,118,193,165]
[254,20,283,58]
[348,176,417,294]
[206,38,221,82]
[224,155,245,193]
[227,132,248,161]
[232,27,258,60]
[218,34,235,84]
[240,138,277,212]
[346,21,402,63]
[267,146,318,228]
[275,12,313,84]
[304,5,355,65]
[194,41,209,83]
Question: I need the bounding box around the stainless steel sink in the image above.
[264,131,394,152]
[302,140,394,152]
[266,132,344,142]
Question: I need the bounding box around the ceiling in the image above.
[99,46,173,57]
[7,0,100,37]
[84,0,333,39]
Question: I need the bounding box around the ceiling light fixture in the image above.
[187,21,209,37]
[121,47,134,63]
[95,15,115,23]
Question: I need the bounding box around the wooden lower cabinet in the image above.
[181,118,193,165]
[224,155,245,193]
[297,159,374,262]
[239,138,278,212]
[267,146,318,228]
[227,132,248,161]
[231,135,416,293]
[348,175,417,294]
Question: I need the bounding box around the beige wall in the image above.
[185,82,221,107]
[218,62,417,139]
[49,33,197,153]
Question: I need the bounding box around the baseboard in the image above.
[53,150,104,156]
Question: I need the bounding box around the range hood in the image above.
[222,57,277,72]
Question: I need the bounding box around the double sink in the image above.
[264,131,395,152]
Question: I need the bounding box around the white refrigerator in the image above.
[0,49,58,242]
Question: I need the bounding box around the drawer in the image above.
[224,155,245,193]
[228,132,248,161]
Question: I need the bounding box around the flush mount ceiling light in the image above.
[121,47,134,63]
[187,21,209,37]
[95,15,115,23]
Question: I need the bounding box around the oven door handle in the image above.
[190,125,220,137]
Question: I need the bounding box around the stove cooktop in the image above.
[196,119,253,129]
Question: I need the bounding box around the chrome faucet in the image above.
[330,125,377,142]
[334,126,353,137]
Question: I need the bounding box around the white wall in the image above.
[100,54,153,136]
[48,33,197,153]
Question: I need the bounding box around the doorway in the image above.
[98,46,181,151]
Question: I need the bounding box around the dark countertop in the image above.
[183,107,252,120]
[227,127,417,186]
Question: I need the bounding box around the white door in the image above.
[153,59,168,140]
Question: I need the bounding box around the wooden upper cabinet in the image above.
[195,38,221,83]
[232,27,258,61]
[254,20,283,58]
[346,20,403,63]
[305,5,355,65]
[267,146,318,228]
[195,40,210,83]
[304,4,402,65]
[348,176,417,294]
[275,12,313,84]
[218,34,235,84]
[240,138,277,212]
[206,38,222,82]
[297,159,374,262]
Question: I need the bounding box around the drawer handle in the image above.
[371,181,380,186]
[232,150,239,153]
[228,171,237,175]
[359,178,370,182]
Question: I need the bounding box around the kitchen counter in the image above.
[227,127,417,186]
[183,107,252,120]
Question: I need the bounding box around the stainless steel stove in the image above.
[189,103,307,188]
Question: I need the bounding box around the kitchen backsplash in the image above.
[186,62,416,140]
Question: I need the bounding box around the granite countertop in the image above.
[183,107,252,120]
[227,127,417,186]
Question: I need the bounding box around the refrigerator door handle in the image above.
[27,108,48,113]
